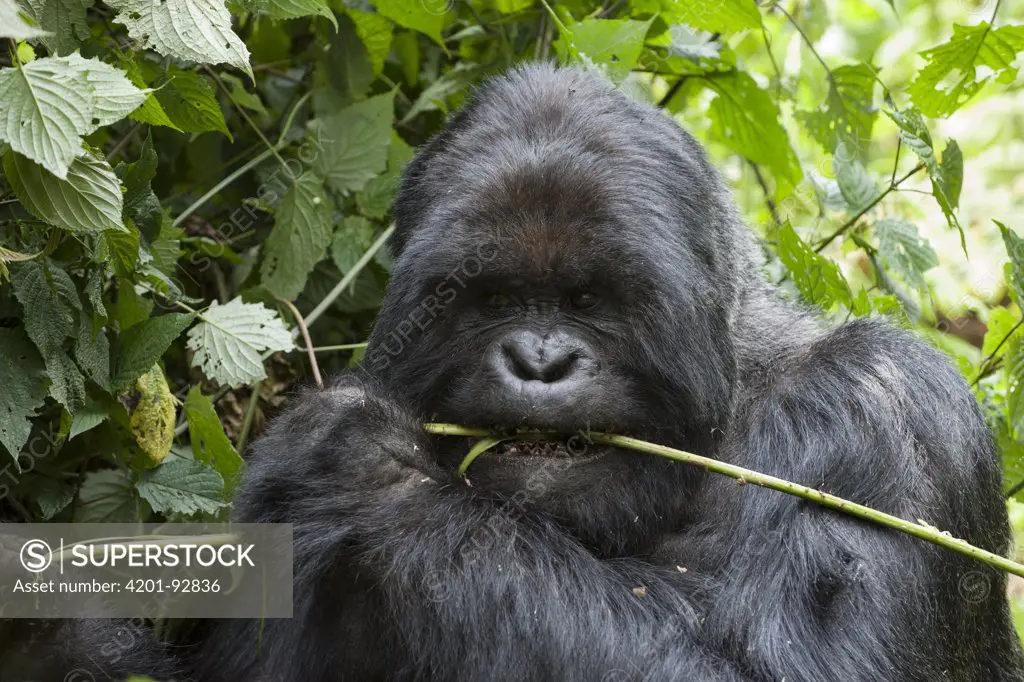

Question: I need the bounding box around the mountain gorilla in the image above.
[7,64,1022,681]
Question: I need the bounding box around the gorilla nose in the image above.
[492,330,596,393]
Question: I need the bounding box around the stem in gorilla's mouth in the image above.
[422,422,1024,579]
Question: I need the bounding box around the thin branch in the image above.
[170,144,282,228]
[106,122,144,162]
[425,423,1024,578]
[814,162,926,253]
[298,343,369,353]
[278,298,323,388]
[235,380,262,455]
[304,224,396,329]
[772,3,832,81]
[889,138,902,187]
[657,77,687,109]
[204,66,290,173]
[750,163,781,227]
[972,317,1024,387]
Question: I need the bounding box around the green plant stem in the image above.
[170,145,283,228]
[304,224,395,329]
[235,380,262,455]
[299,343,369,353]
[814,162,926,253]
[424,423,1024,578]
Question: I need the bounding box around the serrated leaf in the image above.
[113,312,195,388]
[702,71,803,188]
[260,173,334,300]
[99,226,141,278]
[312,91,394,194]
[834,148,881,213]
[154,67,231,139]
[873,218,938,290]
[373,0,446,46]
[884,106,962,240]
[74,309,112,391]
[777,223,851,309]
[220,72,267,116]
[10,261,86,410]
[74,468,140,522]
[187,298,294,387]
[798,63,877,157]
[656,0,759,33]
[350,9,393,75]
[356,172,398,219]
[982,307,1022,361]
[23,0,91,55]
[116,132,164,238]
[1007,336,1024,435]
[4,150,127,234]
[107,0,253,79]
[555,18,654,81]
[137,459,228,516]
[400,63,480,123]
[908,23,1024,118]
[243,0,335,27]
[119,55,181,131]
[0,55,146,178]
[0,326,47,458]
[0,0,49,40]
[331,216,376,274]
[313,13,374,113]
[184,387,242,494]
[998,221,1024,309]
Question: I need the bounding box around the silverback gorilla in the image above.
[8,64,1024,681]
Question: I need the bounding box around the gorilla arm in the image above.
[678,320,1022,682]
[196,375,747,682]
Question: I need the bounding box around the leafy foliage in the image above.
[0,0,1023,597]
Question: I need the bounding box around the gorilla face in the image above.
[366,65,753,554]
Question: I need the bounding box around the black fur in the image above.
[13,64,1024,681]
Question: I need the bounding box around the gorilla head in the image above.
[366,64,758,554]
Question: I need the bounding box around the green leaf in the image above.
[74,309,112,391]
[69,399,108,440]
[107,0,253,79]
[655,0,760,34]
[113,312,195,389]
[154,68,231,139]
[702,71,803,189]
[260,173,335,301]
[137,459,228,516]
[98,226,141,278]
[0,0,49,41]
[400,62,480,123]
[776,223,851,310]
[1006,336,1024,435]
[116,133,163,238]
[0,326,48,458]
[10,261,86,411]
[184,387,243,494]
[331,216,376,274]
[908,23,1024,118]
[4,150,126,234]
[884,106,962,239]
[74,468,140,522]
[833,148,881,213]
[555,18,653,81]
[982,307,1022,361]
[373,0,446,46]
[244,0,335,27]
[220,73,267,116]
[312,91,394,194]
[119,55,181,131]
[872,218,938,290]
[22,0,91,55]
[998,221,1024,309]
[356,172,399,219]
[0,54,146,178]
[186,298,294,387]
[798,63,877,157]
[313,13,375,113]
[350,8,394,75]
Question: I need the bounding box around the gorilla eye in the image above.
[485,293,514,309]
[570,290,601,310]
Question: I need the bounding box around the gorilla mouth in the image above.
[492,439,581,458]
